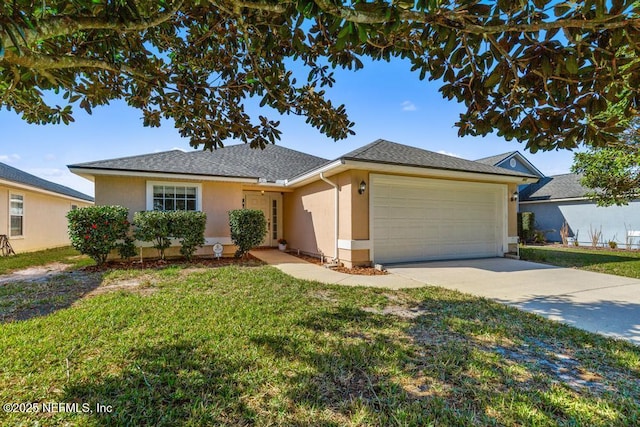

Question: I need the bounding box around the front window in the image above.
[9,194,23,237]
[146,182,201,211]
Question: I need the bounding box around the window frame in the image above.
[145,181,202,212]
[9,193,24,238]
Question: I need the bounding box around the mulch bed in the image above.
[289,252,388,276]
[82,254,263,272]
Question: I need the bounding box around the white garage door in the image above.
[371,174,507,264]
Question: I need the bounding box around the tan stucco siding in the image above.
[95,175,243,257]
[95,176,146,221]
[0,185,92,253]
[284,170,370,266]
[350,171,370,240]
[284,179,335,259]
[201,181,243,238]
[508,183,519,252]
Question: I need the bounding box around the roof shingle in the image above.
[339,140,536,178]
[70,144,329,182]
[0,162,93,202]
[520,173,586,201]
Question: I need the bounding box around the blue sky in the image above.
[1,58,577,197]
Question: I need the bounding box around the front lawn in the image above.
[0,246,92,275]
[1,263,638,426]
[520,245,640,279]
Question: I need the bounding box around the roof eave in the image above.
[0,178,94,204]
[520,196,589,204]
[68,166,261,184]
[285,159,538,187]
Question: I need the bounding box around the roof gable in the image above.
[475,151,545,178]
[0,162,93,202]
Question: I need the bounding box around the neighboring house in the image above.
[0,162,94,253]
[68,140,537,267]
[478,151,640,247]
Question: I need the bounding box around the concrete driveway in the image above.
[386,258,640,346]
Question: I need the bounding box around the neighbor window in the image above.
[9,194,23,237]
[146,182,202,211]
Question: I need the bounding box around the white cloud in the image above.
[401,101,417,111]
[154,146,186,153]
[44,154,57,161]
[0,154,21,163]
[437,150,461,158]
[28,168,64,178]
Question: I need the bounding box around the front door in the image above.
[243,191,283,247]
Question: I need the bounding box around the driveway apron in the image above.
[386,258,640,346]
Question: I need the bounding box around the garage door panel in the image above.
[372,175,505,264]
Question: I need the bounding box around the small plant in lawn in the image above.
[609,238,618,249]
[559,221,570,246]
[67,206,130,265]
[229,209,266,258]
[134,211,173,259]
[588,225,603,248]
[573,230,580,246]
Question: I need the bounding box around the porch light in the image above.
[358,180,367,195]
[511,191,518,202]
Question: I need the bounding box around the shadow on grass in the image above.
[520,248,640,269]
[0,270,104,323]
[63,341,256,426]
[261,305,638,425]
[45,301,639,425]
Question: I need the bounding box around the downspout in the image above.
[319,172,339,263]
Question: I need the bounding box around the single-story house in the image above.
[477,151,640,248]
[69,140,538,267]
[0,162,94,253]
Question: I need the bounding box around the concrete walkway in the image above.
[387,258,640,346]
[252,250,640,345]
[249,249,425,289]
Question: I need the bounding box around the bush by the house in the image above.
[134,211,207,260]
[229,209,266,258]
[67,205,130,265]
[133,211,173,259]
[172,211,207,261]
[117,236,138,260]
[517,212,535,243]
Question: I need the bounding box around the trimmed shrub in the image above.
[517,211,535,243]
[134,211,173,259]
[133,211,207,260]
[67,205,130,265]
[117,236,138,260]
[229,209,266,258]
[172,211,207,261]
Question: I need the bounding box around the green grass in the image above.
[520,245,640,279]
[1,264,638,426]
[0,246,92,275]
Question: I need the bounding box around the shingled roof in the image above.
[0,162,93,202]
[337,140,537,179]
[520,173,586,201]
[70,144,329,182]
[474,151,518,166]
